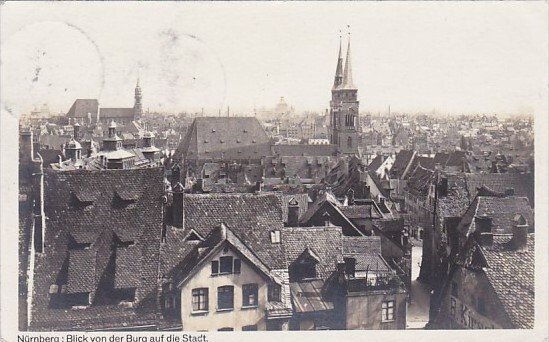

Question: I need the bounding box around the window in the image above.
[242,325,257,331]
[270,230,281,244]
[450,297,456,317]
[220,256,233,273]
[233,259,241,274]
[381,300,395,322]
[192,288,208,312]
[218,327,233,331]
[242,284,258,307]
[477,297,486,315]
[451,281,458,297]
[268,284,281,302]
[217,286,234,310]
[211,260,219,275]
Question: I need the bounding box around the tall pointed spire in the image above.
[333,31,344,90]
[342,27,356,90]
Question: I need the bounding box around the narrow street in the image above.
[406,244,431,329]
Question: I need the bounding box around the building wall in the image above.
[345,290,407,330]
[180,248,269,331]
[437,267,512,329]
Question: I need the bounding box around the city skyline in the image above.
[1,2,547,117]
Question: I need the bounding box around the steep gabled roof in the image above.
[66,99,99,119]
[176,224,275,288]
[31,167,164,329]
[178,192,286,269]
[174,117,272,162]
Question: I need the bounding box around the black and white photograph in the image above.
[0,1,547,340]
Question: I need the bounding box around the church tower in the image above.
[330,32,360,155]
[134,77,143,120]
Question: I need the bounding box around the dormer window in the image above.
[290,248,320,282]
[270,230,281,244]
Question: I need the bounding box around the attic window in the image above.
[70,193,94,209]
[270,230,281,244]
[184,229,203,242]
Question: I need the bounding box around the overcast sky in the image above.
[1,2,547,116]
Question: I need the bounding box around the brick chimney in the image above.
[287,197,300,227]
[172,182,184,228]
[511,214,528,252]
[346,188,355,205]
[475,215,493,246]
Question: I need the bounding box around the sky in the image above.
[0,2,547,116]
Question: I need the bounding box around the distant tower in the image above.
[330,29,360,155]
[134,77,143,120]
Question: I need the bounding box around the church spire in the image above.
[342,27,356,90]
[332,32,344,90]
[134,76,143,119]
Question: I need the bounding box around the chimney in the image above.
[171,164,181,186]
[172,182,184,228]
[346,188,355,205]
[288,197,300,227]
[475,215,493,246]
[362,185,371,199]
[505,188,515,196]
[255,181,263,193]
[439,177,449,197]
[512,214,528,252]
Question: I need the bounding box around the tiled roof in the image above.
[67,99,99,118]
[31,167,164,330]
[367,154,385,172]
[342,236,382,255]
[174,117,272,162]
[114,247,142,289]
[99,108,135,119]
[67,249,97,293]
[465,173,534,206]
[456,196,534,237]
[280,226,344,280]
[281,193,309,224]
[178,192,286,269]
[406,164,435,196]
[272,144,337,157]
[340,204,383,219]
[391,150,415,179]
[352,253,393,273]
[482,234,535,329]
